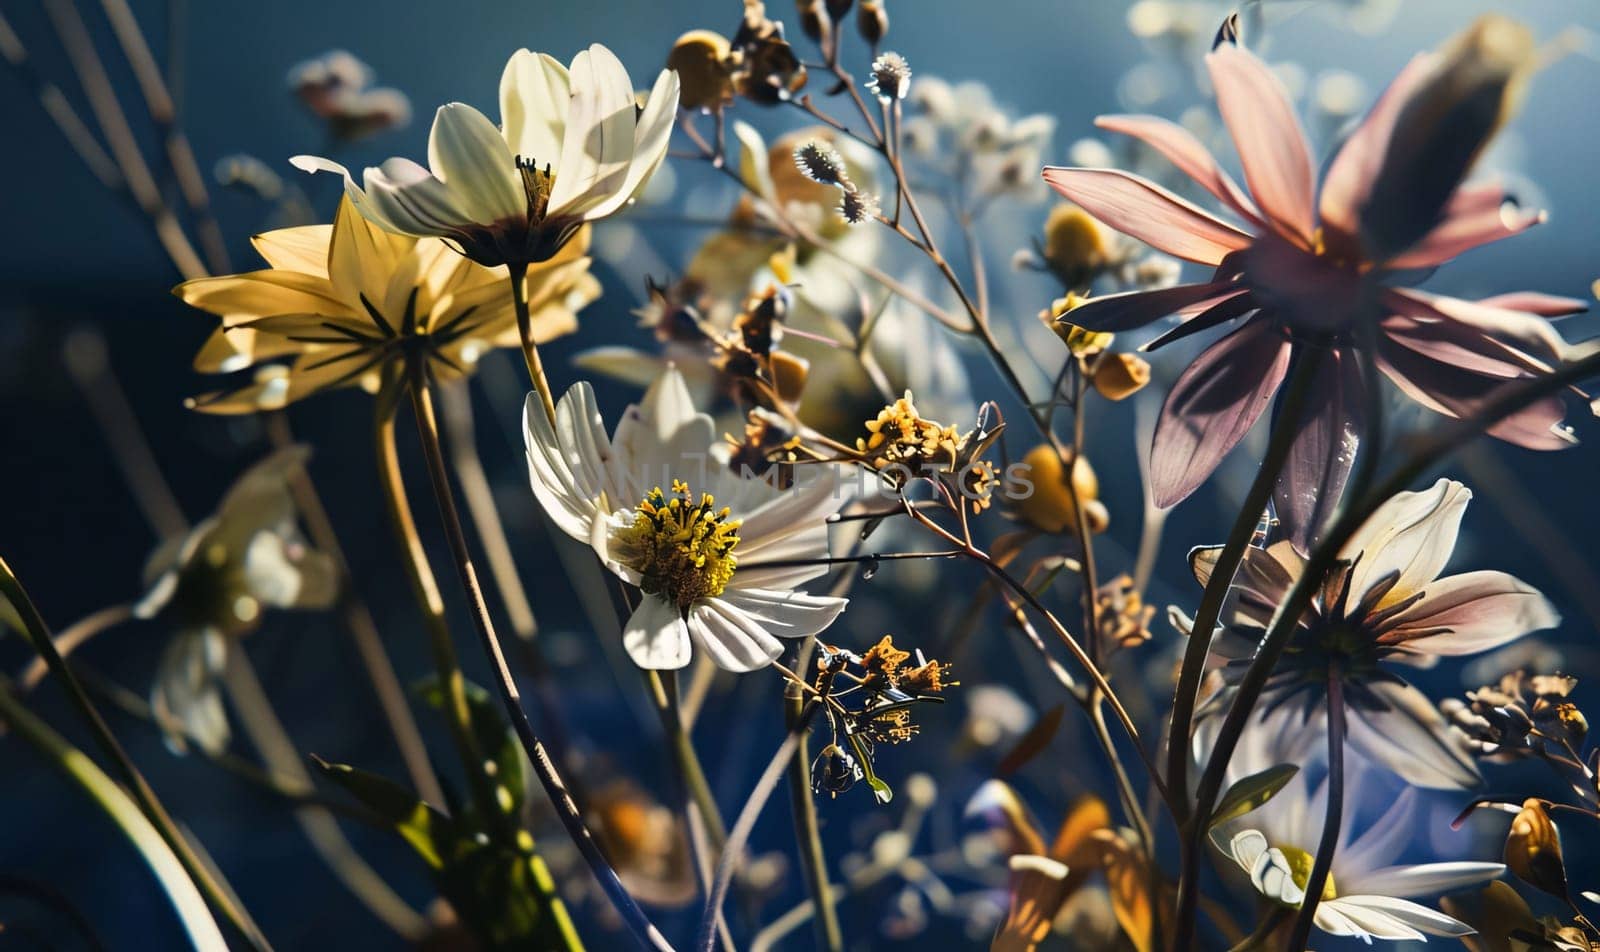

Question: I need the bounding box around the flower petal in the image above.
[427,104,525,225]
[1386,182,1545,269]
[500,49,571,164]
[1332,896,1475,938]
[251,224,333,276]
[1149,318,1291,508]
[623,596,692,670]
[721,588,847,640]
[1344,680,1479,789]
[1383,569,1559,656]
[1355,862,1505,900]
[1094,113,1262,227]
[1060,281,1237,333]
[327,195,414,313]
[1206,45,1316,246]
[1322,898,1428,941]
[548,44,638,216]
[1041,167,1253,265]
[1342,477,1469,606]
[581,68,680,220]
[1142,289,1256,352]
[1377,337,1572,450]
[691,599,783,672]
[1274,347,1364,554]
[175,270,348,321]
[1318,54,1438,252]
[523,383,612,542]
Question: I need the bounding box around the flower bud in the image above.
[857,0,888,47]
[666,30,735,111]
[1091,353,1151,401]
[1015,444,1107,535]
[825,0,853,16]
[795,0,829,42]
[1041,203,1111,287]
[1505,799,1568,901]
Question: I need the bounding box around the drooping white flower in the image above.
[293,45,679,266]
[1219,763,1503,943]
[523,367,849,671]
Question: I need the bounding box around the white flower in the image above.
[523,367,849,671]
[1191,478,1560,789]
[1220,769,1503,943]
[137,448,339,754]
[292,45,679,266]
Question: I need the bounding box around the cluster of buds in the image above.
[1037,296,1152,403]
[667,2,807,112]
[810,636,954,803]
[795,0,889,54]
[1443,671,1588,763]
[1017,202,1181,293]
[793,139,882,226]
[287,50,410,142]
[854,393,1004,512]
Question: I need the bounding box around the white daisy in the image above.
[293,45,679,266]
[1218,757,1503,943]
[523,366,850,671]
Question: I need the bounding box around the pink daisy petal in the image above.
[1041,167,1253,264]
[1206,45,1317,247]
[1093,113,1263,228]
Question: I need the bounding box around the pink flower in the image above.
[1042,20,1586,547]
[1187,479,1560,789]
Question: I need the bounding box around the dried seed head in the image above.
[794,140,850,187]
[838,187,881,225]
[867,51,912,102]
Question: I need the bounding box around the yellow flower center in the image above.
[614,481,742,612]
[1277,845,1338,902]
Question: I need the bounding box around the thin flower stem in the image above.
[404,361,667,952]
[63,329,189,541]
[0,556,270,950]
[649,669,730,854]
[697,699,823,952]
[373,378,510,835]
[17,602,133,691]
[221,648,427,939]
[1176,348,1600,946]
[264,410,446,809]
[37,0,206,279]
[95,0,230,273]
[511,262,559,425]
[1169,348,1324,823]
[1287,675,1345,951]
[0,10,122,190]
[0,678,229,951]
[783,643,842,952]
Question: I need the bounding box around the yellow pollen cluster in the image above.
[857,393,966,481]
[1277,844,1338,902]
[615,480,742,612]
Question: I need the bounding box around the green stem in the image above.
[0,556,269,950]
[0,679,228,951]
[651,670,729,854]
[785,651,841,952]
[510,262,557,425]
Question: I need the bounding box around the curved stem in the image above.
[1287,676,1345,950]
[405,360,667,952]
[17,602,133,692]
[1169,348,1323,822]
[0,556,269,950]
[697,699,822,952]
[0,679,228,951]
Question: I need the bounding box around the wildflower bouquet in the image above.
[3,1,1600,950]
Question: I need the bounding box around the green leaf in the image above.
[414,676,527,819]
[310,755,454,869]
[845,733,893,804]
[1208,764,1299,830]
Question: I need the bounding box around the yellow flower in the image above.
[177,196,597,413]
